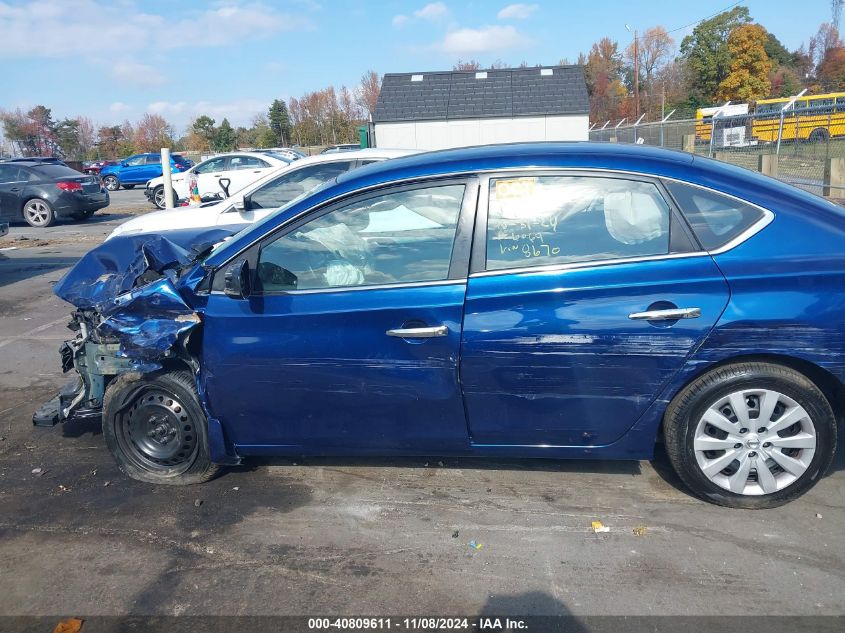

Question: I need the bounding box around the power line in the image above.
[665,1,747,35]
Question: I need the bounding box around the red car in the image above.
[82,160,119,176]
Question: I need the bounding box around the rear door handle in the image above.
[628,307,701,321]
[386,325,449,338]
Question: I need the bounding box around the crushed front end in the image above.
[33,228,236,427]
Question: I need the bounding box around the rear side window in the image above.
[28,164,83,179]
[486,175,671,271]
[665,181,765,250]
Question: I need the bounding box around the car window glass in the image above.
[249,161,353,210]
[125,156,145,166]
[664,181,765,250]
[29,164,85,179]
[359,159,381,166]
[195,157,227,174]
[0,165,20,182]
[486,175,671,271]
[256,183,465,291]
[145,155,161,165]
[228,156,268,170]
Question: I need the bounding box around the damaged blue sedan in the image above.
[36,143,845,508]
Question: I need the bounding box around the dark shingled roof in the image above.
[373,66,589,123]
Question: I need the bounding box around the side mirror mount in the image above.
[223,260,251,300]
[219,177,231,198]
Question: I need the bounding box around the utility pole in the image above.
[626,24,640,118]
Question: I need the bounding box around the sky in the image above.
[0,0,835,133]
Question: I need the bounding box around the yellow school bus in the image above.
[752,92,845,142]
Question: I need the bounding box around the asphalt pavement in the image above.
[0,190,843,619]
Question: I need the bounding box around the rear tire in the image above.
[23,198,55,227]
[102,370,220,485]
[808,128,830,143]
[663,362,837,508]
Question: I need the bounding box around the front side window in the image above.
[665,181,764,250]
[248,161,353,210]
[195,157,226,174]
[256,183,465,292]
[485,175,671,271]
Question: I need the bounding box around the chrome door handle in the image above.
[629,307,701,321]
[386,325,449,338]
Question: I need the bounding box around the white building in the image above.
[373,66,590,151]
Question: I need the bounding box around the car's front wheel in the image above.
[23,198,55,227]
[152,185,174,209]
[103,175,120,191]
[664,362,837,508]
[102,370,220,485]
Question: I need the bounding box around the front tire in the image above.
[23,198,55,227]
[102,370,220,485]
[664,362,837,508]
[103,175,120,191]
[152,185,172,209]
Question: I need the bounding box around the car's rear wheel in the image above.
[664,362,837,508]
[23,198,55,227]
[102,370,219,485]
[103,175,120,191]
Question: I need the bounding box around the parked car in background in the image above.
[82,160,119,176]
[44,142,845,508]
[320,143,360,154]
[109,148,416,239]
[0,160,108,227]
[255,147,307,161]
[144,152,291,209]
[100,153,193,191]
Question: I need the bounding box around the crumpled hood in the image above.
[53,227,238,365]
[55,227,237,311]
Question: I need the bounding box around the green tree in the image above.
[55,119,81,159]
[214,117,237,151]
[764,32,795,67]
[268,99,291,145]
[717,24,772,102]
[680,6,751,102]
[190,115,216,151]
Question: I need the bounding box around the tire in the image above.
[102,370,220,485]
[664,362,837,508]
[808,128,830,143]
[22,198,55,228]
[152,185,172,209]
[103,175,120,191]
[124,184,135,190]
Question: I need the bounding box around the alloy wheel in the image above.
[154,187,166,208]
[693,388,817,496]
[23,200,52,227]
[103,176,119,191]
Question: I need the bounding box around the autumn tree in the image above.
[585,37,628,122]
[680,6,751,103]
[625,26,674,119]
[357,70,381,119]
[133,113,173,152]
[716,24,772,102]
[817,46,845,90]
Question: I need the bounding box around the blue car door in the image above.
[460,172,730,447]
[119,155,147,183]
[201,179,478,453]
[140,154,162,181]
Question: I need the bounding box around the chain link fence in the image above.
[589,104,845,197]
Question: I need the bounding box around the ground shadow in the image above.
[0,255,81,286]
[478,591,589,631]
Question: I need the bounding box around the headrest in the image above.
[604,191,665,245]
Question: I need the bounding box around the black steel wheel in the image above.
[103,370,219,485]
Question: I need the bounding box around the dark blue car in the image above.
[100,152,192,191]
[38,143,845,508]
